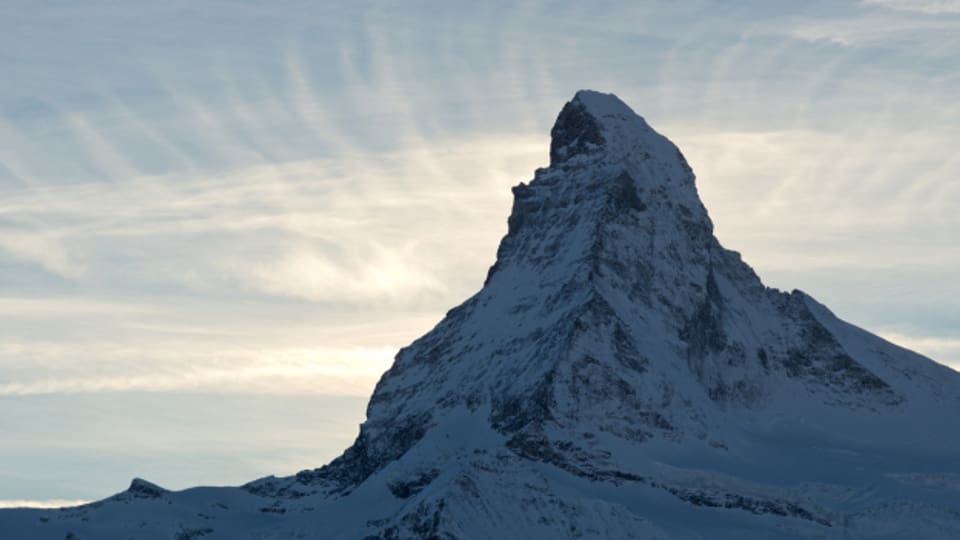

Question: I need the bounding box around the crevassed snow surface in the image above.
[3,90,959,539]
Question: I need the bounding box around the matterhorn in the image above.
[4,90,959,539]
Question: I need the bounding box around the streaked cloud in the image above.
[784,17,949,47]
[0,132,542,306]
[0,500,88,509]
[0,231,82,278]
[862,0,960,14]
[0,345,396,397]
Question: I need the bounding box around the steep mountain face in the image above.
[4,91,960,539]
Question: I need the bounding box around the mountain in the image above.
[4,90,960,539]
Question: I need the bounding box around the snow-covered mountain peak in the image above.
[543,90,707,240]
[550,89,694,188]
[4,90,959,539]
[297,91,959,512]
[550,90,654,167]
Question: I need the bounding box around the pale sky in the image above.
[1,0,958,504]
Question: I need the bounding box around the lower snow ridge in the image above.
[7,405,960,539]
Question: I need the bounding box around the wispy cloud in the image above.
[0,231,82,278]
[0,345,397,397]
[0,500,88,509]
[805,19,958,54]
[0,132,542,307]
[675,126,959,260]
[238,242,448,304]
[862,0,960,14]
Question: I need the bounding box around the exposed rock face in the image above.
[3,90,960,539]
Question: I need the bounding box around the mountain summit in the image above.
[4,90,960,539]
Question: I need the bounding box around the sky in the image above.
[1,0,958,506]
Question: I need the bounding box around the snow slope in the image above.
[3,90,959,539]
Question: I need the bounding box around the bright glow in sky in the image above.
[1,0,958,504]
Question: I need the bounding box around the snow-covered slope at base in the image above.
[4,90,959,539]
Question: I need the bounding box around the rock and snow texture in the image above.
[3,90,959,539]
